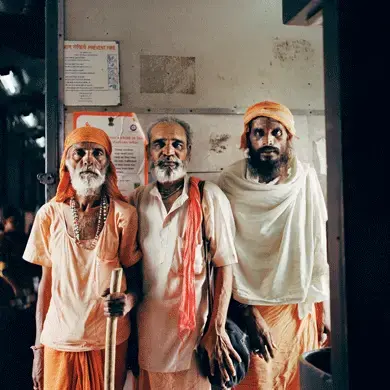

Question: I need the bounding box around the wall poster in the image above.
[65,41,120,106]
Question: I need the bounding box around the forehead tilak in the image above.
[251,116,284,128]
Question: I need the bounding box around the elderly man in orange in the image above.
[23,124,142,390]
[219,101,330,389]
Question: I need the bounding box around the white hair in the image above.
[147,116,193,152]
[66,161,107,197]
[151,156,188,183]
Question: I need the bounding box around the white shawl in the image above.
[219,157,329,319]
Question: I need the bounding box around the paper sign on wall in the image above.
[73,112,148,197]
[65,41,120,106]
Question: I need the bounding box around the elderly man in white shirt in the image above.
[219,101,330,390]
[129,117,240,390]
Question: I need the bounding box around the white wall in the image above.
[65,0,324,111]
[136,113,326,198]
[64,0,327,196]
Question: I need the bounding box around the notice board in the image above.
[65,41,120,106]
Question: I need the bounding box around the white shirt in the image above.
[130,176,238,372]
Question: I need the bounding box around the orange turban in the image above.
[240,101,296,149]
[55,123,125,202]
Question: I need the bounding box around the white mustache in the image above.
[151,156,187,183]
[154,156,182,168]
[66,161,107,196]
[79,166,102,176]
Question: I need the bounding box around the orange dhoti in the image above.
[43,341,128,390]
[137,354,211,390]
[234,304,321,390]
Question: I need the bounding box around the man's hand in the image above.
[245,306,277,362]
[102,290,136,317]
[199,325,241,386]
[319,324,331,346]
[317,301,331,346]
[32,348,44,390]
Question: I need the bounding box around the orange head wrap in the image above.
[240,101,296,150]
[55,123,125,202]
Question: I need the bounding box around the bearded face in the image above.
[246,117,293,182]
[149,122,190,184]
[151,155,188,183]
[66,142,109,197]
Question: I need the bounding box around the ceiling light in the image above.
[35,136,45,148]
[21,112,38,128]
[0,70,21,95]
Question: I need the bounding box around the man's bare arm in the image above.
[32,266,52,390]
[200,265,241,384]
[320,299,331,345]
[209,265,232,330]
[245,305,277,362]
[35,267,52,345]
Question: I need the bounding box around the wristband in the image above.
[30,345,44,351]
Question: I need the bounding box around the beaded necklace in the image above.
[70,195,108,249]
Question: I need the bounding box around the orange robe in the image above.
[234,303,323,390]
[137,355,210,390]
[44,341,128,390]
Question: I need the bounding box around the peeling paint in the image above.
[209,133,231,153]
[273,39,315,64]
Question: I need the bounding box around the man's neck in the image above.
[157,177,185,212]
[157,177,185,190]
[247,161,289,184]
[74,192,102,212]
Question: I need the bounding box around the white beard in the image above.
[151,157,187,183]
[66,161,107,197]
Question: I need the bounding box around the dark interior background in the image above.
[1,0,46,219]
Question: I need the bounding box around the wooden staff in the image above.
[104,268,123,390]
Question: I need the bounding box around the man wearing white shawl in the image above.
[219,101,330,390]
